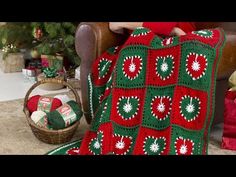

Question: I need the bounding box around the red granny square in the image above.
[133,126,171,155]
[146,45,181,86]
[171,86,208,130]
[111,134,133,155]
[110,88,145,127]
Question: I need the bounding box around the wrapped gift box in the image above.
[22,68,36,77]
[25,58,41,68]
[0,52,25,73]
[41,54,63,72]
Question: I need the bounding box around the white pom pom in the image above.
[54,94,71,104]
[31,111,47,124]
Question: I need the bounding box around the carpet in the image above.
[0,91,235,155]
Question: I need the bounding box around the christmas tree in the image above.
[0,22,33,59]
[31,22,80,67]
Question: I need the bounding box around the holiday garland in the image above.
[48,27,225,155]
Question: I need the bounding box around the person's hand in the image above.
[170,27,186,36]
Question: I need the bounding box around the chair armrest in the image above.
[75,22,126,59]
[218,31,236,80]
[75,22,126,123]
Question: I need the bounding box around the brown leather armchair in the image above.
[75,22,236,126]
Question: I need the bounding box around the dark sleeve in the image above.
[142,22,177,36]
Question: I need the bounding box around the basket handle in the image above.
[23,78,82,113]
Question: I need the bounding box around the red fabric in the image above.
[112,134,133,155]
[78,131,97,155]
[66,147,80,155]
[98,122,113,154]
[133,126,171,155]
[27,95,62,113]
[142,22,196,36]
[171,86,208,130]
[124,29,155,47]
[91,51,117,86]
[147,45,181,86]
[180,28,221,47]
[110,88,145,127]
[222,90,236,151]
[79,122,113,155]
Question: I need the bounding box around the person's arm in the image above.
[143,22,195,36]
[109,22,143,32]
[143,22,176,36]
[109,22,186,36]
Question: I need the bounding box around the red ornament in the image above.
[33,27,43,39]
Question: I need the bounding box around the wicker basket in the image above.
[37,73,65,91]
[23,78,82,144]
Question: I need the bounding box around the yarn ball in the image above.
[54,94,71,104]
[47,100,83,130]
[31,110,51,129]
[27,95,40,113]
[31,111,47,124]
[27,95,63,113]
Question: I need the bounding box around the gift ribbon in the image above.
[43,67,58,78]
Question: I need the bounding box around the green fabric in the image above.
[80,28,225,155]
[46,140,82,155]
[48,27,225,155]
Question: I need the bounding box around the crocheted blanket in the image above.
[49,27,225,155]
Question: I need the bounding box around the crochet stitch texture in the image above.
[48,27,225,155]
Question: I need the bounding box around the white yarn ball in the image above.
[31,111,47,124]
[54,94,71,104]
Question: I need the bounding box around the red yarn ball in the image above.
[27,95,41,113]
[51,97,63,111]
[27,95,62,114]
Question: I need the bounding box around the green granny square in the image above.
[115,46,148,89]
[142,86,175,130]
[178,42,216,91]
[170,125,204,155]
